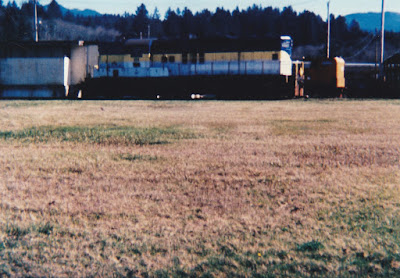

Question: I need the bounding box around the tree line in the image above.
[1,0,400,61]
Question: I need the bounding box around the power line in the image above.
[343,34,376,60]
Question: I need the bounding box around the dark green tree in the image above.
[63,10,75,22]
[152,7,160,20]
[211,8,231,37]
[280,6,298,37]
[3,2,22,40]
[163,8,182,38]
[297,10,325,45]
[0,1,4,40]
[47,0,62,18]
[150,8,163,38]
[349,19,361,33]
[193,9,213,38]
[0,1,385,60]
[182,7,194,38]
[133,3,149,37]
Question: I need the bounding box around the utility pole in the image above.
[34,0,39,42]
[327,1,331,59]
[380,0,385,64]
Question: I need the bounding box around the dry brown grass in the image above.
[0,99,400,277]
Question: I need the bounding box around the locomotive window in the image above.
[182,53,188,64]
[162,55,168,63]
[133,57,140,67]
[113,70,119,77]
[199,53,205,64]
[272,53,279,60]
[168,56,175,63]
[190,53,197,64]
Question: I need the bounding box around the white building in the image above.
[0,41,98,98]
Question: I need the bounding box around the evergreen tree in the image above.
[0,1,389,60]
[211,8,231,37]
[163,8,182,38]
[280,6,298,37]
[47,0,62,19]
[150,8,163,38]
[4,1,21,40]
[182,7,194,38]
[349,19,361,33]
[133,3,149,36]
[64,10,75,22]
[152,7,160,20]
[194,9,213,38]
[0,2,4,40]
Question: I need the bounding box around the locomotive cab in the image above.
[280,36,293,58]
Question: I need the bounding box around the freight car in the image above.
[84,36,294,99]
[305,57,346,97]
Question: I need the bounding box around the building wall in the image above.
[0,57,65,85]
[1,87,65,98]
[0,42,100,98]
[70,45,99,85]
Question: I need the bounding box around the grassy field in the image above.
[0,99,400,277]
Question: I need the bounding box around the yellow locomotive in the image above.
[87,36,294,99]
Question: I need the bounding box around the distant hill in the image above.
[44,3,101,17]
[345,12,400,33]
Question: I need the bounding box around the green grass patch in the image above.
[312,199,400,275]
[37,222,54,236]
[116,153,160,162]
[0,241,5,252]
[5,224,31,239]
[296,240,324,253]
[0,125,198,145]
[329,202,400,242]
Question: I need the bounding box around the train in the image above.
[84,36,296,99]
[1,37,399,99]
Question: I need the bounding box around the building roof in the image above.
[0,41,94,58]
[150,37,282,54]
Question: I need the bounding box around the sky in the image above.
[10,0,400,18]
